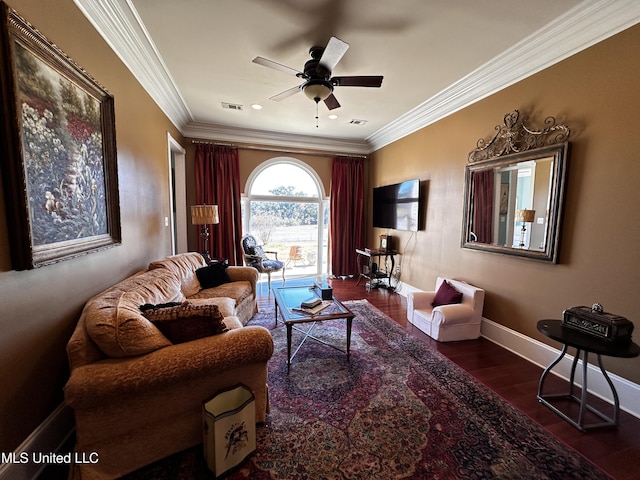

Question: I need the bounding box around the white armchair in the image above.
[407,277,485,342]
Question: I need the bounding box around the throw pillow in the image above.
[196,261,230,289]
[142,302,228,344]
[432,280,463,307]
[253,245,267,259]
[139,301,182,312]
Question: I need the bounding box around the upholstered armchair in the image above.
[241,234,285,289]
[407,277,485,342]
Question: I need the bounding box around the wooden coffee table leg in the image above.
[346,317,353,358]
[287,323,292,369]
[274,298,278,325]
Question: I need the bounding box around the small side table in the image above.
[537,319,639,431]
[355,248,397,292]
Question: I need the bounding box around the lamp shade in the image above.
[303,80,332,102]
[516,209,536,223]
[191,205,219,225]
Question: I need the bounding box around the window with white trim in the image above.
[243,158,329,278]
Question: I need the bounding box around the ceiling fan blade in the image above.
[324,93,341,110]
[331,76,383,87]
[269,85,302,101]
[253,57,304,77]
[318,36,349,73]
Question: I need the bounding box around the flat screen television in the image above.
[372,179,422,231]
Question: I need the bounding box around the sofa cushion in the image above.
[195,261,230,289]
[142,302,228,344]
[85,269,184,357]
[149,253,207,297]
[432,280,463,307]
[189,280,253,307]
[187,297,236,318]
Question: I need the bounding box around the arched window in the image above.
[244,158,328,278]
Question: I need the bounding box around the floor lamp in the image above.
[516,209,535,248]
[191,205,219,263]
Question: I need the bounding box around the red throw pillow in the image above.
[432,280,463,307]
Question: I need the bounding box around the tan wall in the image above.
[0,0,182,451]
[369,24,640,384]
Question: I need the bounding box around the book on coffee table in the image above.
[301,297,322,309]
[292,300,332,316]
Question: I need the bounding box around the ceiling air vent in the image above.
[349,119,367,125]
[222,102,243,111]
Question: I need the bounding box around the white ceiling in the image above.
[74,0,640,154]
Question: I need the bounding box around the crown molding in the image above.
[366,0,640,151]
[74,0,640,153]
[73,0,192,130]
[184,121,370,155]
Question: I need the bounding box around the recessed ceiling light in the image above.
[251,103,263,110]
[328,114,338,120]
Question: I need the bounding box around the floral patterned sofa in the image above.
[64,253,273,479]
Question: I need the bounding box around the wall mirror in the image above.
[461,110,570,263]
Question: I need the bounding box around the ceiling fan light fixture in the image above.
[303,80,332,103]
[254,37,382,112]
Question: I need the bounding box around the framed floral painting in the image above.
[0,3,120,269]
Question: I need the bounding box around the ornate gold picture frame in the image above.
[0,3,120,269]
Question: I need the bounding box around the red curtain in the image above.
[194,144,243,265]
[330,156,365,277]
[472,169,494,244]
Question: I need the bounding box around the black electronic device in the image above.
[372,179,422,231]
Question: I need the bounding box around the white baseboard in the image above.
[0,403,75,480]
[399,283,640,420]
[394,281,421,298]
[480,317,640,419]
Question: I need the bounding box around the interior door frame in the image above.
[167,133,187,254]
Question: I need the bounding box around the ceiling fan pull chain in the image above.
[315,101,319,128]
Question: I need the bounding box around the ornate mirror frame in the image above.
[461,110,570,263]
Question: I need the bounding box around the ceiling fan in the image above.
[252,36,383,110]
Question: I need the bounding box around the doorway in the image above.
[167,133,187,254]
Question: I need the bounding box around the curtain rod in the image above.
[190,139,367,159]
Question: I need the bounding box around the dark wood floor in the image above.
[261,276,640,480]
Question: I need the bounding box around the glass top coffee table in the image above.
[272,285,355,369]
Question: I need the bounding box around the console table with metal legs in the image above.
[536,319,640,431]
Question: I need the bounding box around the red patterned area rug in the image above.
[123,299,610,480]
